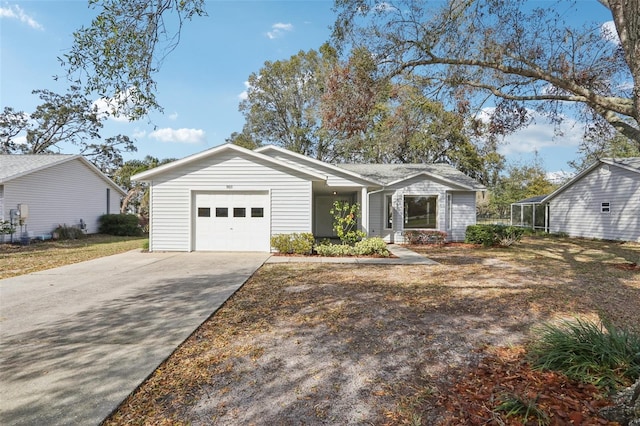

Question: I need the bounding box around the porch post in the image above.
[361,187,368,235]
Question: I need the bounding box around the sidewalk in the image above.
[265,244,438,265]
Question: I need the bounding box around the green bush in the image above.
[330,200,366,245]
[465,224,524,247]
[314,242,355,257]
[403,230,447,245]
[99,214,143,236]
[270,233,315,254]
[354,237,390,256]
[53,224,85,240]
[529,318,640,390]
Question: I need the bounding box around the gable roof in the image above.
[255,145,384,186]
[0,154,126,195]
[132,143,327,182]
[542,157,640,203]
[337,163,486,190]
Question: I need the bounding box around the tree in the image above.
[489,156,557,218]
[225,131,261,150]
[239,45,340,161]
[60,0,206,119]
[569,132,640,171]
[332,0,640,145]
[0,87,136,174]
[114,156,175,214]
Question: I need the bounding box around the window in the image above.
[251,207,264,218]
[385,195,393,229]
[106,188,111,214]
[215,207,228,217]
[404,195,437,229]
[233,207,246,217]
[197,207,211,217]
[601,202,611,213]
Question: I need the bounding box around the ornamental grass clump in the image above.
[529,318,640,391]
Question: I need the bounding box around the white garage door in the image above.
[194,191,270,251]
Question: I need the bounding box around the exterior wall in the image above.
[449,192,477,242]
[2,159,122,238]
[147,152,313,252]
[386,176,475,243]
[548,164,640,242]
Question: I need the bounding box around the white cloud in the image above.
[132,129,147,139]
[266,22,293,39]
[546,170,574,184]
[0,4,43,30]
[93,89,140,122]
[168,112,178,121]
[601,21,620,44]
[149,128,206,144]
[375,2,396,12]
[238,81,251,100]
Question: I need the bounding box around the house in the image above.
[132,144,486,252]
[0,155,125,240]
[541,157,640,242]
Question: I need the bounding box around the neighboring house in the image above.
[541,157,640,242]
[133,144,486,252]
[0,155,125,240]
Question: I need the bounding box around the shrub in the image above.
[403,230,447,245]
[529,318,640,390]
[53,224,85,240]
[354,237,390,256]
[270,233,314,255]
[314,242,354,257]
[99,214,143,236]
[330,200,366,245]
[465,224,524,247]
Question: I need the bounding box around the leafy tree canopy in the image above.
[332,0,640,146]
[60,0,207,120]
[0,86,136,174]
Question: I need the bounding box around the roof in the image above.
[542,157,640,203]
[132,143,327,181]
[255,145,384,186]
[337,163,486,190]
[0,154,126,195]
[512,195,548,204]
[0,154,76,182]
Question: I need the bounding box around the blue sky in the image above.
[0,1,615,175]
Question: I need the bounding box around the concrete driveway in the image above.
[0,250,270,426]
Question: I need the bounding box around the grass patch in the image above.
[529,318,640,390]
[495,393,550,426]
[0,234,147,279]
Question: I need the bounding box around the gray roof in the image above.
[602,157,640,171]
[337,163,486,190]
[0,154,76,183]
[513,195,547,204]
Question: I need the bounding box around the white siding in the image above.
[3,159,122,237]
[148,152,313,252]
[450,192,476,242]
[548,164,640,242]
[387,176,476,242]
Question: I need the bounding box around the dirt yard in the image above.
[103,236,640,425]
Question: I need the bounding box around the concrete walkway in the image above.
[265,244,438,265]
[0,251,270,426]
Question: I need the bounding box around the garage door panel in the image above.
[194,192,270,251]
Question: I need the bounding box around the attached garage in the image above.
[194,191,270,251]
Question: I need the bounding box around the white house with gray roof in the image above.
[541,157,640,242]
[133,144,486,252]
[0,155,125,240]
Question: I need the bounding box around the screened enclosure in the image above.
[510,195,548,231]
